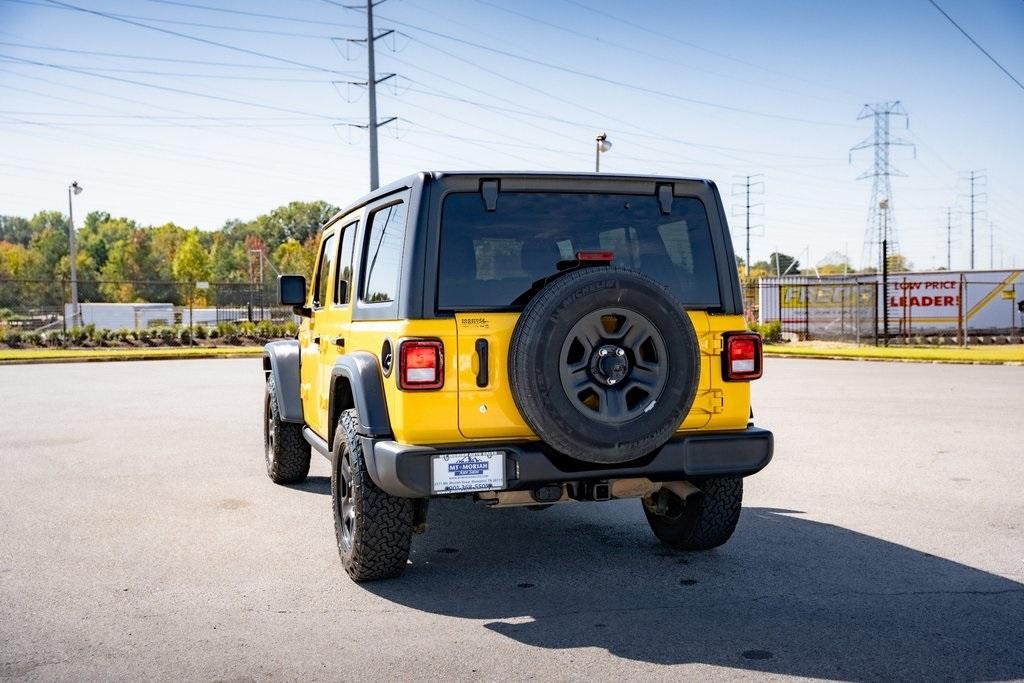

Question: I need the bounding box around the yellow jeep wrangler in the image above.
[262,172,772,581]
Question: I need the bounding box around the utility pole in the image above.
[962,170,987,270]
[881,199,889,347]
[731,174,764,280]
[365,0,380,190]
[850,102,914,273]
[67,181,83,328]
[945,207,953,270]
[989,220,995,269]
[335,2,396,191]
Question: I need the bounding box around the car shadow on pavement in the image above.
[363,498,1024,679]
[284,475,330,496]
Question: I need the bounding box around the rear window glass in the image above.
[361,201,407,304]
[437,192,720,309]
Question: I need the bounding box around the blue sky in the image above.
[1,0,1022,271]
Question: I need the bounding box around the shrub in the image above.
[178,328,192,345]
[157,326,178,345]
[239,320,257,338]
[67,327,89,346]
[193,325,208,340]
[215,322,239,338]
[3,331,23,347]
[750,320,783,344]
[255,320,275,340]
[283,320,298,337]
[27,332,44,347]
[137,328,153,345]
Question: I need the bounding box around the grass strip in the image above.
[764,344,1024,364]
[0,346,264,364]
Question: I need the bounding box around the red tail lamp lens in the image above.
[724,334,762,380]
[399,340,444,390]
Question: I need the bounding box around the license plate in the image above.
[431,451,505,494]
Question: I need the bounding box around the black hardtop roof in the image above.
[321,171,717,232]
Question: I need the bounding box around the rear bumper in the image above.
[362,426,773,499]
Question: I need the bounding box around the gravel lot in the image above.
[1,358,1022,681]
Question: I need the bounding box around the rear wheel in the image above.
[642,477,743,551]
[332,409,415,581]
[264,375,310,484]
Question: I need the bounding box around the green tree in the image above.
[0,216,33,246]
[173,230,212,282]
[273,239,317,279]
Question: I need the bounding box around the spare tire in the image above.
[509,267,700,464]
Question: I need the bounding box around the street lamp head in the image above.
[596,132,612,153]
[71,181,83,195]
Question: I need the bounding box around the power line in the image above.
[0,58,346,81]
[326,0,856,128]
[1,53,343,119]
[0,40,323,70]
[6,0,353,38]
[467,0,850,106]
[927,0,1024,92]
[555,0,868,100]
[41,0,344,73]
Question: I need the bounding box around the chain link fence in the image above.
[0,279,292,332]
[749,274,1024,344]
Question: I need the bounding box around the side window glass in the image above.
[334,221,357,305]
[312,232,337,309]
[362,201,407,303]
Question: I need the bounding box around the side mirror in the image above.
[278,275,310,317]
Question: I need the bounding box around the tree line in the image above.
[0,200,336,306]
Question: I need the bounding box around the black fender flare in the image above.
[328,351,393,449]
[263,340,304,424]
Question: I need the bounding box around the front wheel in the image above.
[332,409,416,581]
[264,375,310,484]
[642,477,743,551]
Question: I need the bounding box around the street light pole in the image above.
[595,132,611,172]
[67,181,83,328]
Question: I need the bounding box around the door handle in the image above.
[332,337,345,348]
[475,338,489,387]
[312,335,321,345]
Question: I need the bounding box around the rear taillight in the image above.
[398,340,444,390]
[723,333,762,380]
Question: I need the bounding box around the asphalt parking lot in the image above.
[1,357,1022,681]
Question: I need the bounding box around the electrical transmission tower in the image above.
[850,102,915,272]
[334,0,398,191]
[960,170,987,269]
[731,174,764,280]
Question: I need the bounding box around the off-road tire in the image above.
[332,409,415,581]
[264,375,310,484]
[509,267,700,464]
[643,477,743,551]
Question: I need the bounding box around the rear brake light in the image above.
[399,340,444,390]
[723,333,762,381]
[575,250,614,262]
